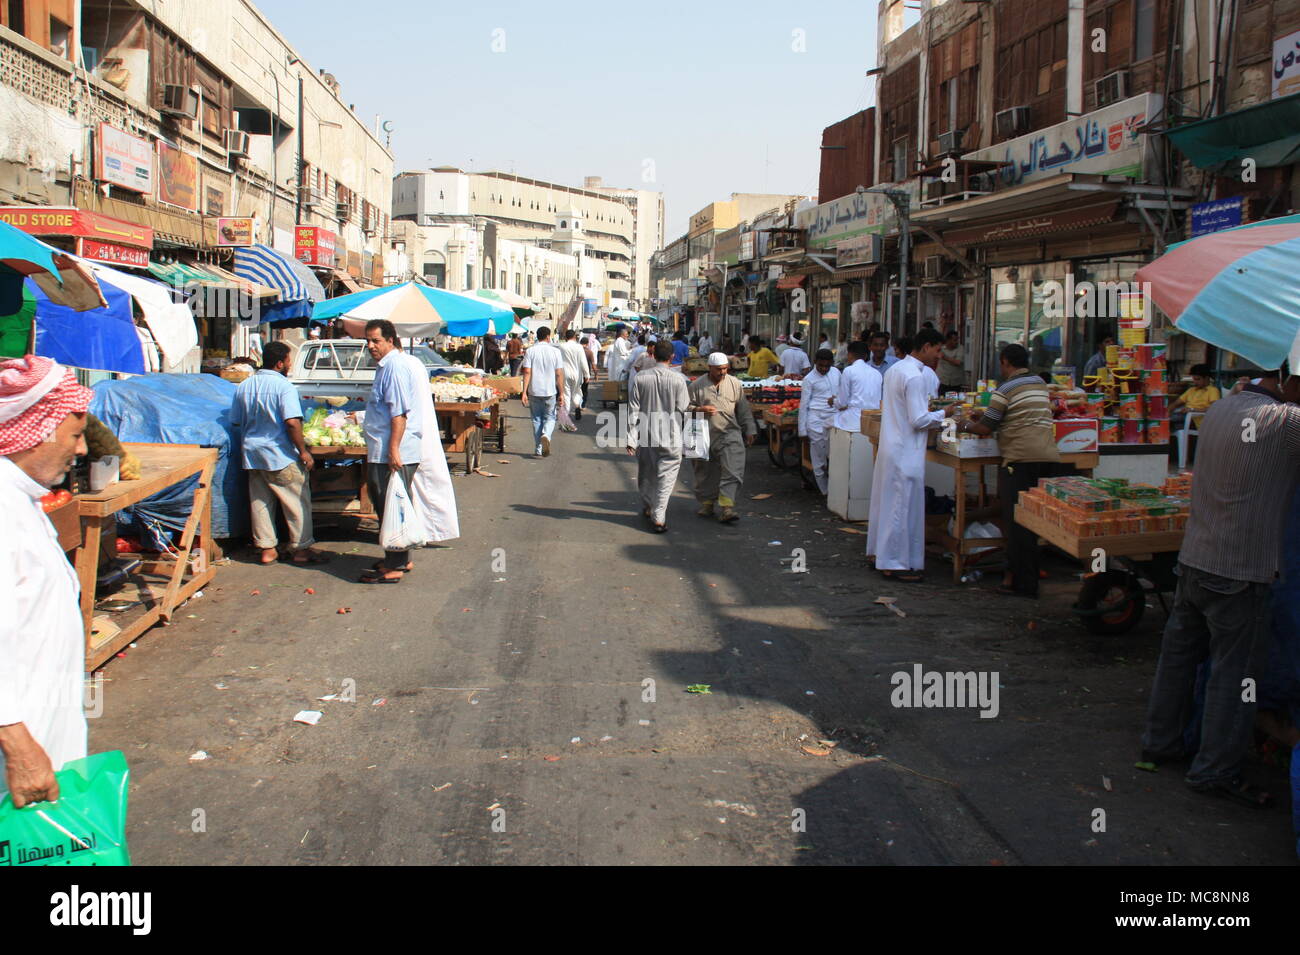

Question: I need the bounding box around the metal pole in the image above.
[896,195,910,335]
[295,74,304,226]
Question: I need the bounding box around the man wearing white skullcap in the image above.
[687,352,756,522]
[0,355,93,807]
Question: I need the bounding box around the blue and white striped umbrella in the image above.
[233,244,325,303]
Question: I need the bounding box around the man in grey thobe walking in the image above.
[627,340,689,533]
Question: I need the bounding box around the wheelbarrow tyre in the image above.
[1076,570,1146,635]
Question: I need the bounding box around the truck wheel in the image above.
[1075,570,1146,635]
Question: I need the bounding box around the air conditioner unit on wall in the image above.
[995,106,1031,139]
[335,201,350,221]
[160,84,198,119]
[923,255,949,280]
[298,186,322,209]
[222,129,250,158]
[937,129,963,156]
[1094,70,1129,108]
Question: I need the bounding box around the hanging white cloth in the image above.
[866,356,945,572]
[403,351,460,542]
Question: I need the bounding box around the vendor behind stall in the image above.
[963,344,1067,597]
[1170,362,1220,428]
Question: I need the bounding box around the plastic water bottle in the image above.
[961,570,982,584]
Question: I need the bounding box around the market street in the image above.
[91,401,1296,865]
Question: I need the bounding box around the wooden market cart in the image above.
[75,443,218,670]
[762,408,813,487]
[436,395,503,473]
[1014,503,1184,635]
[308,445,376,521]
[925,448,1100,583]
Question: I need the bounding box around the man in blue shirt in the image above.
[362,319,425,583]
[671,330,690,367]
[229,341,328,566]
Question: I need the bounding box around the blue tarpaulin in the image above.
[31,277,145,374]
[90,373,246,542]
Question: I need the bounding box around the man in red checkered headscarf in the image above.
[0,355,93,808]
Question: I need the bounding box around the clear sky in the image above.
[255,0,880,239]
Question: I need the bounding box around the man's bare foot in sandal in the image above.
[258,547,279,565]
[288,548,331,564]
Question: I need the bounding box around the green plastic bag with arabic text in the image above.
[0,750,131,866]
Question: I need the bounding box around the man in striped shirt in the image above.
[1141,369,1300,808]
[963,344,1067,596]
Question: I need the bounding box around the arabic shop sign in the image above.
[943,200,1120,246]
[963,93,1160,188]
[1189,197,1244,237]
[1273,29,1300,99]
[836,234,880,268]
[796,180,922,249]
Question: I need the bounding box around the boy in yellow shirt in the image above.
[1171,364,1221,418]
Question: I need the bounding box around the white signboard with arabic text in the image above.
[1273,29,1300,99]
[963,93,1161,189]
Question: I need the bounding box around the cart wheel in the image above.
[1075,570,1146,635]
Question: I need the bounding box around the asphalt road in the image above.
[92,398,1296,865]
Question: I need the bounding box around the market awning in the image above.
[776,274,806,290]
[148,260,221,288]
[1165,91,1300,170]
[200,263,278,300]
[86,261,198,368]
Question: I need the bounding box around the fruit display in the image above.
[431,378,493,402]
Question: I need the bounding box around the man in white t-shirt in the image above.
[779,343,811,378]
[520,326,566,458]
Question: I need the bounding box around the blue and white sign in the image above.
[1189,197,1243,237]
[963,93,1161,188]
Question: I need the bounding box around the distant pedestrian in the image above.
[558,328,590,427]
[506,334,524,376]
[688,352,757,522]
[521,326,565,457]
[483,333,504,374]
[628,340,690,532]
[938,330,965,393]
[799,349,841,495]
[671,330,690,367]
[229,341,329,566]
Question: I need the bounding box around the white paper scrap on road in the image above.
[294,710,323,725]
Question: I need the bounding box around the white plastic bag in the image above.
[379,474,426,551]
[683,414,711,460]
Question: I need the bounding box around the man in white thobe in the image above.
[0,356,94,806]
[627,341,690,531]
[798,348,841,495]
[834,341,883,434]
[623,334,648,390]
[604,326,631,383]
[558,328,591,428]
[866,329,958,581]
[400,347,460,545]
[697,331,714,356]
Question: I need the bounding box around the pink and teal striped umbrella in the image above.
[1135,213,1300,371]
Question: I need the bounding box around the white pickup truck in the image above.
[289,338,474,398]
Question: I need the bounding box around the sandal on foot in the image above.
[880,570,924,583]
[367,561,413,574]
[287,550,332,565]
[359,572,403,584]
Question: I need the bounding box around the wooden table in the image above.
[926,449,1100,582]
[762,408,798,468]
[436,396,501,473]
[75,443,218,671]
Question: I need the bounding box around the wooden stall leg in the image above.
[161,461,212,621]
[76,516,104,649]
[952,472,967,583]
